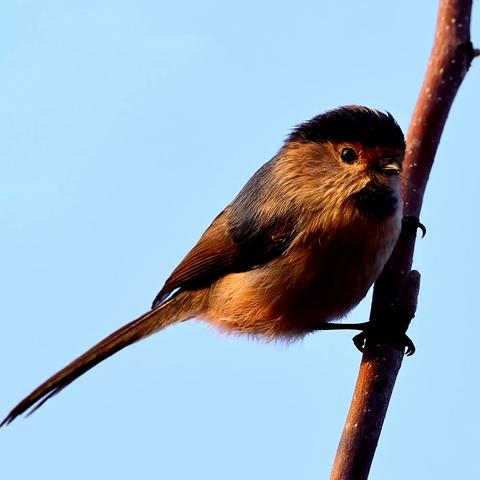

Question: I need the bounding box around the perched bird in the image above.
[2,105,407,425]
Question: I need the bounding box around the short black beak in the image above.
[381,160,402,176]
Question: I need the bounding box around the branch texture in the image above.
[331,1,476,478]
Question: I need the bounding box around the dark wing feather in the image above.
[152,159,297,307]
[152,210,240,306]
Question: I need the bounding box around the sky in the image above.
[1,2,479,479]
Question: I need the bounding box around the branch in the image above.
[330,1,476,479]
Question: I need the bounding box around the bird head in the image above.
[277,105,406,221]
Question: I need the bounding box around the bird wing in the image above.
[152,206,296,307]
[152,158,298,307]
[152,210,239,305]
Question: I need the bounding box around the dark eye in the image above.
[341,147,357,164]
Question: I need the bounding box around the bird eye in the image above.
[340,147,357,164]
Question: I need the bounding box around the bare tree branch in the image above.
[330,1,477,478]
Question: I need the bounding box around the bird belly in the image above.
[204,216,400,339]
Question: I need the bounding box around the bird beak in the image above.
[381,160,402,176]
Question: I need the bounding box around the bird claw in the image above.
[352,331,367,352]
[352,325,416,356]
[402,215,426,238]
[402,334,416,356]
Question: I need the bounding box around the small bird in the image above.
[2,105,407,425]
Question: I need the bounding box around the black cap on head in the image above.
[288,106,405,151]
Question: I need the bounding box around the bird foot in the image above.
[352,324,415,356]
[402,215,426,238]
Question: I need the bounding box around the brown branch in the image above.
[330,1,476,479]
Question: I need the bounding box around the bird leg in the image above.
[315,321,370,331]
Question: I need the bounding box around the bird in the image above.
[2,105,407,426]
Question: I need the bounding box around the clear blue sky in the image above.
[1,2,479,479]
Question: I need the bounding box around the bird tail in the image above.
[1,291,201,426]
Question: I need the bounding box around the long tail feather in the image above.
[1,293,196,426]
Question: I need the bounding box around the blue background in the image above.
[1,2,479,479]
